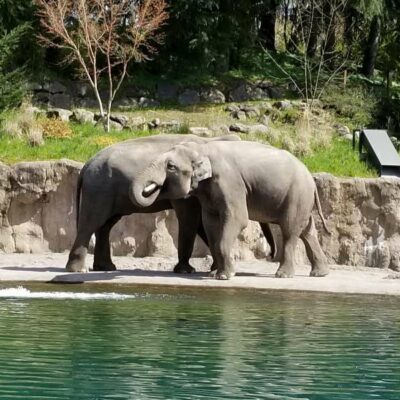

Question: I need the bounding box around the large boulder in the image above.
[44,81,67,94]
[139,97,161,108]
[46,108,72,122]
[71,109,95,124]
[229,83,269,102]
[110,114,129,127]
[229,123,269,135]
[49,93,72,109]
[113,97,138,111]
[77,98,101,109]
[71,81,92,98]
[157,82,179,101]
[126,116,147,131]
[188,127,213,137]
[247,124,269,135]
[178,89,200,106]
[200,88,226,104]
[158,120,181,132]
[229,123,249,133]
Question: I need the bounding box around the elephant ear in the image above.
[193,156,212,182]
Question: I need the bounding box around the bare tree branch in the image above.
[35,0,168,131]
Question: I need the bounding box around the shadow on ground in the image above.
[1,265,311,283]
[47,269,277,283]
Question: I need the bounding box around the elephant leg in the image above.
[93,215,122,271]
[197,219,219,272]
[66,230,93,273]
[66,197,110,273]
[301,216,329,277]
[260,223,276,259]
[195,214,218,272]
[275,198,311,278]
[275,232,299,278]
[203,210,247,280]
[196,220,209,246]
[210,261,218,272]
[172,198,202,274]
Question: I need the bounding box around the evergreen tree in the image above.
[0,24,28,110]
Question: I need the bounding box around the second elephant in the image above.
[131,140,330,279]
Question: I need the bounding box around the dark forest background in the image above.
[1,1,400,117]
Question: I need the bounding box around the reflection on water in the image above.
[0,284,399,399]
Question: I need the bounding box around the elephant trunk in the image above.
[130,161,166,208]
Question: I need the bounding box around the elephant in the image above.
[66,134,277,274]
[131,140,330,279]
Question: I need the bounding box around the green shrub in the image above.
[321,85,378,129]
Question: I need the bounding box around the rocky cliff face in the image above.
[0,160,399,270]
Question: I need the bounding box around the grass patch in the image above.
[0,123,152,164]
[0,104,378,178]
[301,137,378,178]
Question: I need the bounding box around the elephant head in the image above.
[130,143,212,208]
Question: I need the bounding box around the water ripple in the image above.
[0,286,135,300]
[0,287,399,399]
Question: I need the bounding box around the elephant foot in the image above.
[310,264,329,277]
[275,265,294,278]
[210,269,235,280]
[174,262,196,274]
[208,262,218,274]
[93,263,117,272]
[66,260,88,273]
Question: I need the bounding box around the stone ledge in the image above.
[0,254,399,296]
[1,160,400,270]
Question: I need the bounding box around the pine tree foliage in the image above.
[0,24,28,110]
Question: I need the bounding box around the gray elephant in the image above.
[66,134,276,273]
[131,140,330,279]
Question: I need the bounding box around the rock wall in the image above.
[30,79,287,110]
[1,160,399,270]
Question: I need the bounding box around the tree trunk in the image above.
[259,1,277,52]
[92,88,104,117]
[343,6,358,56]
[106,106,111,133]
[283,2,290,49]
[362,16,381,78]
[306,16,320,57]
[386,70,393,99]
[323,3,336,67]
[288,6,300,52]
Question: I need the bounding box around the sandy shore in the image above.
[0,253,399,295]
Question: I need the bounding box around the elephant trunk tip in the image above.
[130,180,162,208]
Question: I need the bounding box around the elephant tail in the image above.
[314,188,331,234]
[260,223,276,259]
[75,167,85,229]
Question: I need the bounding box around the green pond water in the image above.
[0,284,399,400]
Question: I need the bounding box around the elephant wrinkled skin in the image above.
[132,140,330,279]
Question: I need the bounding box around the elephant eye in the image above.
[167,161,177,171]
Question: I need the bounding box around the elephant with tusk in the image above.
[131,140,330,280]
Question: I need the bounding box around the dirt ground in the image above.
[0,253,399,295]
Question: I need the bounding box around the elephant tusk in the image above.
[143,182,159,197]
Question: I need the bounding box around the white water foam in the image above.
[0,286,135,300]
